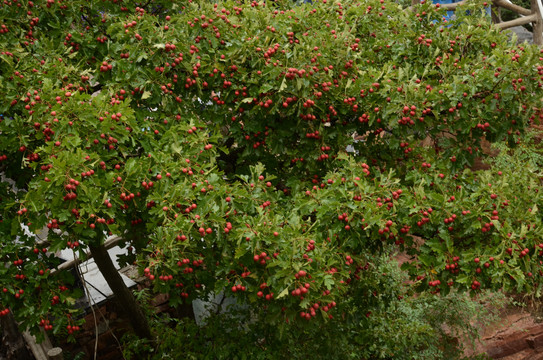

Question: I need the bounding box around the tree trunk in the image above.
[88,244,152,340]
[0,310,33,360]
[491,5,501,23]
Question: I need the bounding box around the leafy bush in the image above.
[122,252,506,359]
[0,0,541,356]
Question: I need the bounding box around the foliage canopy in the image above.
[1,0,542,357]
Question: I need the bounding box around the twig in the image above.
[139,0,153,11]
[75,253,127,360]
[81,11,94,28]
[75,260,99,360]
[151,5,164,16]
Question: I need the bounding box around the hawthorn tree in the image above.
[1,0,543,357]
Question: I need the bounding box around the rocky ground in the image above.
[465,306,543,359]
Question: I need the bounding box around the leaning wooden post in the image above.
[531,0,543,45]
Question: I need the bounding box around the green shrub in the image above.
[0,0,539,355]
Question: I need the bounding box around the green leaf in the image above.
[324,275,334,290]
[279,77,287,92]
[456,274,470,285]
[234,247,246,259]
[276,286,290,299]
[418,254,434,267]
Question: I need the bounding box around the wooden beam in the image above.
[17,236,122,360]
[495,13,539,28]
[50,235,123,275]
[440,0,467,11]
[22,332,48,360]
[493,0,532,16]
[436,0,531,15]
[531,0,543,45]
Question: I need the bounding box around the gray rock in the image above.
[505,25,534,44]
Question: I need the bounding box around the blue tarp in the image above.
[432,0,491,21]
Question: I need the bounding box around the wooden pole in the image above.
[440,0,467,11]
[531,0,543,45]
[49,235,122,275]
[88,243,152,339]
[493,0,532,16]
[21,332,48,360]
[495,13,539,29]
